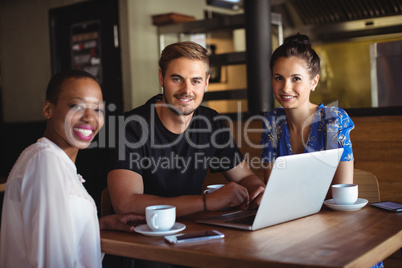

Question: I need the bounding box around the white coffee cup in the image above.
[146,205,176,232]
[204,184,225,194]
[332,184,358,205]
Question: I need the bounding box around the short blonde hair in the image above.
[159,41,210,78]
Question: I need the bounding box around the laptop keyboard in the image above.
[227,215,256,225]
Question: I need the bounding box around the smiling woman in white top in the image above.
[0,70,144,268]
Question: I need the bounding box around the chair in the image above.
[0,177,7,192]
[353,169,380,203]
[101,187,113,217]
[0,183,5,192]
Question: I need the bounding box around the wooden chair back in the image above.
[353,169,380,202]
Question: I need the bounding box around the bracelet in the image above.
[202,192,208,212]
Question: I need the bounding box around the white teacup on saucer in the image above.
[332,184,358,205]
[146,205,175,232]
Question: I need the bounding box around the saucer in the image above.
[324,198,368,211]
[134,222,186,237]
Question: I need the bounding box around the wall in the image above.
[310,36,402,109]
[351,115,402,204]
[0,0,86,122]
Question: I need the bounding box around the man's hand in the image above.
[99,213,145,232]
[248,185,265,209]
[221,160,266,210]
[205,182,250,211]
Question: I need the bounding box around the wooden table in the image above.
[101,206,402,267]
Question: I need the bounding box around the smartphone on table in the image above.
[164,230,224,244]
[370,201,402,212]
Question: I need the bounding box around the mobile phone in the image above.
[370,201,402,212]
[164,230,225,244]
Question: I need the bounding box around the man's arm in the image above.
[108,169,202,217]
[107,169,251,217]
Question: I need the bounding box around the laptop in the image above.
[197,148,344,231]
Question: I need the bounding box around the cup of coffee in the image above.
[146,205,176,231]
[204,184,225,194]
[331,184,358,205]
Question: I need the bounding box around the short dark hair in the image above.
[46,70,99,104]
[270,33,320,79]
[158,41,210,78]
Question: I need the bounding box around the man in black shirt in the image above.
[108,41,265,217]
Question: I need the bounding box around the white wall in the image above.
[0,0,86,122]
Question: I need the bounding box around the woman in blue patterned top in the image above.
[260,33,355,191]
[261,33,384,268]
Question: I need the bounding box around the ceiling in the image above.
[271,0,402,41]
[272,0,402,25]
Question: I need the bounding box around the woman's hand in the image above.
[99,213,145,232]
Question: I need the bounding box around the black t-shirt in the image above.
[109,95,244,197]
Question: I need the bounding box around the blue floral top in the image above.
[261,104,355,163]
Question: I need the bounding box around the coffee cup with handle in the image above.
[146,205,176,232]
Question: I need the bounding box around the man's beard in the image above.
[164,92,200,116]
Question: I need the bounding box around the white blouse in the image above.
[0,137,102,268]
